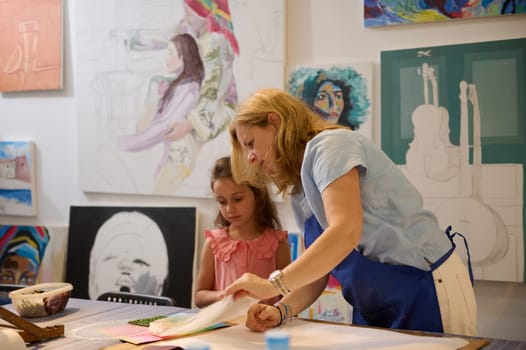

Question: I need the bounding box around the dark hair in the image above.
[314,78,355,129]
[158,33,204,113]
[210,156,282,230]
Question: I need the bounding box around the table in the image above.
[1,298,188,350]
[1,298,525,350]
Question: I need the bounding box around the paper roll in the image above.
[0,328,27,350]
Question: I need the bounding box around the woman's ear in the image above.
[268,112,281,129]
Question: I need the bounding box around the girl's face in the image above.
[314,81,344,123]
[213,178,257,230]
[235,122,276,175]
[166,42,183,73]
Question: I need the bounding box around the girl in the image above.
[194,156,290,308]
[118,33,204,178]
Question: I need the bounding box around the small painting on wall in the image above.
[0,141,37,216]
[0,0,63,92]
[65,206,197,308]
[0,226,49,287]
[364,0,526,27]
[287,63,374,142]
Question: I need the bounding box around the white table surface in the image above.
[1,298,188,350]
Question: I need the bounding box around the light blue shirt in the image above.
[291,129,451,271]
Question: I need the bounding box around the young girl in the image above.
[194,156,290,308]
[118,33,204,178]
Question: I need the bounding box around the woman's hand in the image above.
[245,303,280,332]
[220,273,278,301]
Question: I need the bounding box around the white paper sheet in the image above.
[149,295,257,337]
[146,319,469,350]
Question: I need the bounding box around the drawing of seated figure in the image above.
[117,33,204,177]
[406,63,457,181]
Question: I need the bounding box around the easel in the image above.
[0,306,64,343]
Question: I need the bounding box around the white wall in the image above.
[1,0,525,342]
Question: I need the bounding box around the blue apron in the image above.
[304,215,472,333]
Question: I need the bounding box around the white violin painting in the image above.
[401,63,524,282]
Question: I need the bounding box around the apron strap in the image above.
[445,225,474,285]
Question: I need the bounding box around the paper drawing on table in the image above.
[121,295,257,344]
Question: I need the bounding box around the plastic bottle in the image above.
[265,329,290,350]
[185,339,211,350]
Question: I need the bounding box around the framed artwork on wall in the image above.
[364,0,526,27]
[65,206,198,308]
[381,38,525,282]
[0,141,37,216]
[76,0,285,198]
[0,0,63,92]
[0,226,49,289]
[287,63,374,142]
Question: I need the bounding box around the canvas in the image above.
[65,206,198,308]
[381,38,525,282]
[76,0,285,198]
[287,63,374,142]
[0,0,63,91]
[364,0,526,27]
[37,226,68,284]
[0,141,37,216]
[0,226,49,287]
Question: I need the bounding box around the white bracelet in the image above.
[268,270,290,296]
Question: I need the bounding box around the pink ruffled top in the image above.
[205,227,288,291]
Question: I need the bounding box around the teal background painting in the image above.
[381,38,525,282]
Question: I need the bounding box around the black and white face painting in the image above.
[88,211,169,299]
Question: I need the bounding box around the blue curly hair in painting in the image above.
[288,66,370,130]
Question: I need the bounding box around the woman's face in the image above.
[0,255,37,285]
[166,42,183,73]
[235,121,276,175]
[313,81,344,123]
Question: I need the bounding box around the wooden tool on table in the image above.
[0,306,64,342]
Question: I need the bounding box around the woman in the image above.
[222,88,477,335]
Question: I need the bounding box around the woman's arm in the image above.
[278,167,362,292]
[222,167,362,300]
[194,240,221,308]
[276,238,291,270]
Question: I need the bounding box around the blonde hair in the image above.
[229,88,345,195]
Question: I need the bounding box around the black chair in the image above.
[0,284,27,305]
[96,291,175,306]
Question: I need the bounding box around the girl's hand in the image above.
[220,273,278,301]
[245,303,280,332]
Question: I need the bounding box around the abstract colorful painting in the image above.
[0,141,37,216]
[65,206,197,308]
[365,0,526,27]
[0,0,63,91]
[76,0,285,198]
[288,63,374,141]
[381,38,525,282]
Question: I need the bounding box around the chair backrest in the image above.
[96,291,175,306]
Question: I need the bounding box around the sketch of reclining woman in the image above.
[117,33,204,178]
